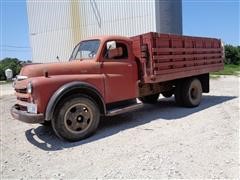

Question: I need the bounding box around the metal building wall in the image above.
[27,0,156,63]
[77,1,156,37]
[27,0,182,63]
[27,1,74,63]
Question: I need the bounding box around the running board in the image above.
[106,102,143,116]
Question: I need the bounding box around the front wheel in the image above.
[52,95,100,141]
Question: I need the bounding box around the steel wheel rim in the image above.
[64,103,93,134]
[190,86,198,99]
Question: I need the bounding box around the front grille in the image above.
[15,85,29,111]
[15,88,27,94]
[17,97,29,102]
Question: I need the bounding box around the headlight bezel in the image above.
[27,82,33,94]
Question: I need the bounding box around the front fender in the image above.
[45,81,106,121]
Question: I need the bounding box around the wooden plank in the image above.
[152,48,222,53]
[154,63,223,75]
[153,58,223,68]
[144,64,224,83]
[153,53,222,60]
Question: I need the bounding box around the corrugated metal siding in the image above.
[27,0,182,63]
[27,0,156,62]
[79,1,156,37]
[27,0,74,62]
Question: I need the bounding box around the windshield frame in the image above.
[69,39,100,61]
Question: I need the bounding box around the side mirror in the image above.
[108,47,123,59]
[107,41,116,50]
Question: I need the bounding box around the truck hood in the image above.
[20,60,99,78]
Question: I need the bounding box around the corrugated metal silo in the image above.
[155,0,182,34]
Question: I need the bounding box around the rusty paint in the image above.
[131,32,223,83]
[13,33,223,121]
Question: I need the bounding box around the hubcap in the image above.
[64,104,92,133]
[190,87,198,99]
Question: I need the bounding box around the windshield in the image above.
[69,40,100,61]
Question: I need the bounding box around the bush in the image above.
[0,58,22,80]
[224,45,240,65]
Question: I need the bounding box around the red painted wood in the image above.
[144,64,224,83]
[153,58,223,69]
[154,63,223,75]
[130,32,224,83]
[153,53,222,60]
[152,48,222,53]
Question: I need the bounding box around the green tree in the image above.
[224,45,240,65]
[0,58,22,80]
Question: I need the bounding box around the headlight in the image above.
[27,82,33,94]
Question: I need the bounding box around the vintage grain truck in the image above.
[11,32,224,141]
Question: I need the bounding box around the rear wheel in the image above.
[52,95,100,141]
[182,78,202,107]
[139,93,159,104]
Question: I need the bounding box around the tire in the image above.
[51,95,100,142]
[139,93,159,104]
[182,78,202,107]
[162,90,173,98]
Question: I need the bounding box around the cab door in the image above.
[100,41,138,103]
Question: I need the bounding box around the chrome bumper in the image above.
[11,105,44,124]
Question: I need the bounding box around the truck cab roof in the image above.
[83,35,133,44]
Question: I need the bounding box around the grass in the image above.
[211,64,240,76]
[0,80,13,85]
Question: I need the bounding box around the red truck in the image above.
[11,32,224,141]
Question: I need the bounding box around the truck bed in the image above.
[131,32,224,83]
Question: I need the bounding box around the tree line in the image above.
[0,45,239,80]
[224,45,240,65]
[0,58,31,80]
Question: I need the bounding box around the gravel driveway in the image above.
[0,76,239,179]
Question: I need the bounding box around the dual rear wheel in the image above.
[139,78,203,107]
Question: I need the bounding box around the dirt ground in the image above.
[0,76,239,179]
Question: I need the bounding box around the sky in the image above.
[0,0,239,61]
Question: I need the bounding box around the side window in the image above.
[104,42,128,59]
